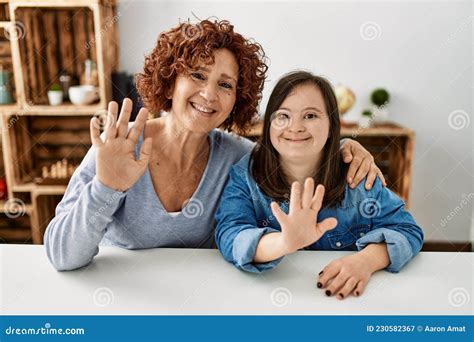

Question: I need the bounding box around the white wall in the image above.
[117,0,473,243]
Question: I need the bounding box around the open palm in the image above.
[271,179,338,254]
[90,98,153,192]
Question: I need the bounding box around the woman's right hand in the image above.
[90,98,153,192]
[271,179,338,254]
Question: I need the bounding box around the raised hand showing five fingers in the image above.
[270,178,338,254]
[91,98,152,192]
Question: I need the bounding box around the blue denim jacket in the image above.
[215,154,424,274]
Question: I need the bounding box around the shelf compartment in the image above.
[32,194,63,244]
[4,114,91,187]
[13,6,98,106]
[0,2,10,21]
[0,25,17,107]
[0,212,32,244]
[8,1,120,112]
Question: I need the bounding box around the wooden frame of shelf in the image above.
[11,182,67,194]
[0,0,117,244]
[0,200,33,214]
[339,122,415,207]
[6,104,105,115]
[9,0,115,6]
[2,113,92,191]
[0,104,19,111]
[0,20,11,28]
[8,1,116,111]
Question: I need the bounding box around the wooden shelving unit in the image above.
[246,121,415,207]
[0,0,118,244]
[7,104,106,115]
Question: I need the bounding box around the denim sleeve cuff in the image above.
[355,228,413,273]
[232,228,283,273]
[89,176,127,217]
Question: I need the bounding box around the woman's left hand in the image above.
[340,139,387,190]
[316,252,373,300]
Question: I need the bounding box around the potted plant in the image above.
[47,83,63,106]
[359,109,373,128]
[371,88,390,122]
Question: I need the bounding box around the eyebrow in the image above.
[198,67,237,83]
[279,106,324,114]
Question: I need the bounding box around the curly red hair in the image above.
[135,19,268,135]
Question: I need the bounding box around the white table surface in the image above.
[1,245,473,315]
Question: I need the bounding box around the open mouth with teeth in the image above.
[191,102,217,116]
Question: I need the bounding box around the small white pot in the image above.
[372,105,389,122]
[47,90,64,106]
[359,115,372,128]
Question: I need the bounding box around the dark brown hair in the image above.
[135,19,268,135]
[251,70,347,208]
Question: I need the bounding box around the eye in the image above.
[190,72,206,81]
[275,112,290,120]
[219,82,233,90]
[272,111,291,123]
[304,113,318,119]
[271,111,292,129]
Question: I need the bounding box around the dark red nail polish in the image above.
[325,290,331,296]
[338,293,344,299]
[355,291,360,296]
[318,271,323,275]
[317,282,322,288]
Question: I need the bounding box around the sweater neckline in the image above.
[144,130,216,218]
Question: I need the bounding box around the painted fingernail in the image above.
[367,183,371,189]
[317,282,323,288]
[318,271,323,275]
[355,291,360,296]
[350,183,355,188]
[338,293,344,299]
[325,290,331,296]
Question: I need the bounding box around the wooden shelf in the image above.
[9,103,102,115]
[9,0,115,7]
[0,200,33,214]
[12,182,67,195]
[0,0,118,244]
[0,104,19,112]
[340,121,414,137]
[3,114,90,195]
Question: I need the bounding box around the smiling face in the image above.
[270,83,330,165]
[169,48,239,134]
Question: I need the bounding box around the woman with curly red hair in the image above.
[44,19,385,271]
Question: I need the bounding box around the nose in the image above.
[200,82,218,103]
[287,117,305,132]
